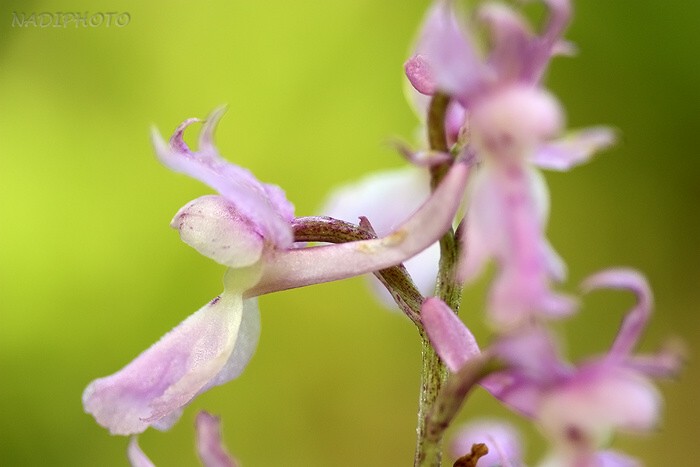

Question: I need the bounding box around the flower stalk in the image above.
[415,93,464,467]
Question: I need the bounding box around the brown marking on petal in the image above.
[453,443,489,467]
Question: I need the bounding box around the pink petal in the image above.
[480,372,543,417]
[421,297,480,372]
[450,419,523,467]
[539,450,641,467]
[151,107,294,249]
[489,265,577,328]
[171,195,265,268]
[83,293,251,435]
[247,161,470,297]
[594,450,642,467]
[459,165,575,327]
[491,326,567,384]
[205,298,260,388]
[521,0,573,84]
[127,437,155,467]
[625,338,686,378]
[412,1,486,101]
[196,412,238,467]
[531,127,616,171]
[581,269,652,359]
[470,86,564,163]
[478,2,534,83]
[405,54,436,95]
[481,330,566,417]
[538,364,661,451]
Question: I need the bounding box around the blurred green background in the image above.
[0,1,698,465]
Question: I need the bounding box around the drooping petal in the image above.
[581,269,652,359]
[83,293,246,435]
[127,437,156,467]
[151,107,295,249]
[451,420,523,467]
[422,297,480,372]
[196,412,238,467]
[171,195,265,268]
[322,166,439,298]
[531,127,616,171]
[459,164,575,327]
[489,264,576,328]
[247,161,469,297]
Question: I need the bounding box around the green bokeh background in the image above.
[1,1,698,465]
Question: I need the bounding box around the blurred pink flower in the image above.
[405,0,615,327]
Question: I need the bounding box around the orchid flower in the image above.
[128,411,237,467]
[405,0,615,328]
[423,269,681,462]
[83,108,470,435]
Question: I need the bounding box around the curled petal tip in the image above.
[582,268,653,358]
[581,268,652,309]
[200,105,228,150]
[170,118,203,152]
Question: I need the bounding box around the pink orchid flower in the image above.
[406,1,615,327]
[83,108,470,435]
[423,269,681,462]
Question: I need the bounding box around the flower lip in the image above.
[82,292,258,435]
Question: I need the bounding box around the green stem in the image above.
[414,332,448,467]
[414,93,462,467]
